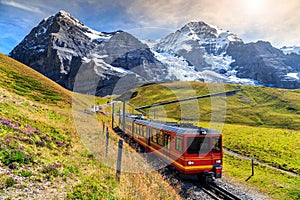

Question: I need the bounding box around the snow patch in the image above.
[181,44,193,52]
[35,27,47,37]
[281,46,300,55]
[86,54,132,77]
[84,28,112,42]
[53,46,77,54]
[286,73,299,80]
[204,53,233,71]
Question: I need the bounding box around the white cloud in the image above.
[123,0,300,47]
[1,0,43,14]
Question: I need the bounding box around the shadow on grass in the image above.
[245,175,253,181]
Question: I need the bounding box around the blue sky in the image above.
[1,0,300,54]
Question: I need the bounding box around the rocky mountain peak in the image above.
[56,10,74,18]
[9,11,168,96]
[54,10,87,31]
[183,21,218,38]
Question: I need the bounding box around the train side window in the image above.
[164,134,171,150]
[139,125,143,136]
[175,136,183,152]
[212,136,221,153]
[143,126,147,137]
[151,129,158,143]
[157,131,164,146]
[136,124,140,135]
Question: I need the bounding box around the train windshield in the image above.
[187,137,210,155]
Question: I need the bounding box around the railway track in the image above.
[195,181,242,200]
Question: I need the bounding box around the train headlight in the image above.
[187,161,194,165]
[215,160,222,164]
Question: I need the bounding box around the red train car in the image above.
[123,116,223,179]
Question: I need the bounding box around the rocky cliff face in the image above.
[9,10,167,96]
[227,41,300,88]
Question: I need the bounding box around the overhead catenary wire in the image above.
[134,89,242,111]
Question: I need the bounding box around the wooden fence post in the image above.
[116,138,124,182]
[122,100,125,135]
[251,159,254,176]
[118,108,121,127]
[105,127,109,157]
[112,103,114,128]
[102,120,105,135]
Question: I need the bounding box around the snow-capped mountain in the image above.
[9,10,167,96]
[155,21,242,56]
[151,22,300,88]
[148,21,259,85]
[9,11,300,96]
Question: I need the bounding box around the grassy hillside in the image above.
[129,81,300,130]
[0,54,180,199]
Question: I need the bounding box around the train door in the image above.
[147,128,151,146]
[131,120,135,138]
[164,134,171,161]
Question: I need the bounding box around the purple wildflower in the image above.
[48,162,62,169]
[34,129,42,134]
[17,136,34,144]
[27,131,34,135]
[3,138,10,144]
[41,135,50,141]
[52,138,65,147]
[1,119,11,125]
[12,120,20,127]
[26,124,32,129]
[54,162,62,168]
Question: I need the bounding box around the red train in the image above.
[122,115,223,179]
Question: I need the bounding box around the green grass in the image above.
[221,123,300,174]
[0,54,70,106]
[67,175,118,200]
[0,54,120,198]
[224,154,300,200]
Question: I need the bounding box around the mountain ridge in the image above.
[9,10,300,96]
[10,10,168,96]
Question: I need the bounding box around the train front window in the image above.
[212,136,221,153]
[187,137,210,154]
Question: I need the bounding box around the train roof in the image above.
[126,117,220,135]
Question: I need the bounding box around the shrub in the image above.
[5,177,17,188]
[1,149,33,166]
